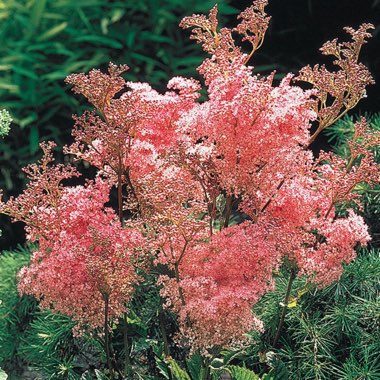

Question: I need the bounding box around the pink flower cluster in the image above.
[160,222,280,352]
[1,0,377,355]
[2,145,142,330]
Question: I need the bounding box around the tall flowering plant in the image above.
[1,0,377,376]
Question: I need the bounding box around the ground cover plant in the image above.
[0,1,379,379]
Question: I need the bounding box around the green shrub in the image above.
[219,248,380,379]
[0,245,37,374]
[18,311,105,380]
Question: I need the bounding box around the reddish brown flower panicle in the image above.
[297,24,375,143]
[65,63,129,111]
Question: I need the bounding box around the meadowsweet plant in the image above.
[0,0,377,378]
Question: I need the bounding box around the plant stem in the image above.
[158,310,170,356]
[223,194,233,228]
[201,357,211,380]
[273,269,296,347]
[117,155,124,226]
[103,293,112,374]
[123,313,133,377]
[174,262,186,308]
[261,179,285,214]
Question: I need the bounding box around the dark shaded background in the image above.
[1,0,379,250]
[232,0,379,111]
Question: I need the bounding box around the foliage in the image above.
[216,249,379,379]
[0,245,37,373]
[0,245,105,379]
[19,311,105,380]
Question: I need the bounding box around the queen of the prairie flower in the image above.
[0,0,377,359]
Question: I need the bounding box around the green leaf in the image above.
[94,369,110,380]
[125,30,136,48]
[186,351,204,379]
[12,66,38,80]
[130,52,162,66]
[167,357,191,380]
[18,112,38,129]
[1,53,37,64]
[174,56,203,67]
[29,125,39,154]
[155,357,171,379]
[227,365,261,380]
[30,0,47,29]
[74,35,123,49]
[53,0,102,7]
[210,357,224,370]
[80,371,93,380]
[42,70,70,80]
[0,82,19,94]
[37,22,68,41]
[140,31,175,45]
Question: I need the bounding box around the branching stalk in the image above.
[273,269,296,347]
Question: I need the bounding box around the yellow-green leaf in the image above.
[37,22,68,41]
